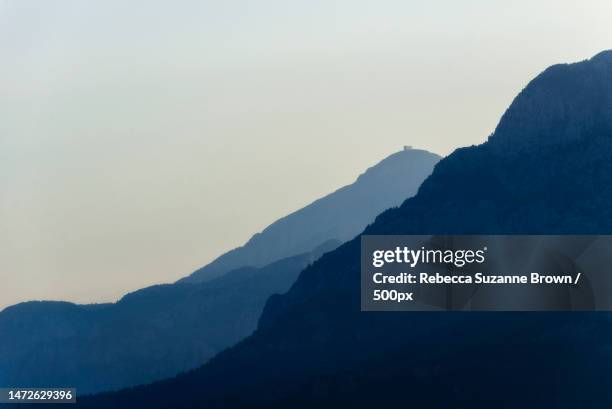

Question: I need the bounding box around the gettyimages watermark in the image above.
[361,235,610,311]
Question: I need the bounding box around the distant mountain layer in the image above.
[0,147,439,395]
[180,148,441,283]
[0,241,338,394]
[82,51,612,408]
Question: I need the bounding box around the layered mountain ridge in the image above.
[0,242,337,394]
[81,50,612,408]
[181,148,440,283]
[0,149,439,395]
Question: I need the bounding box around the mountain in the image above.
[82,51,612,408]
[0,147,439,395]
[0,241,337,395]
[180,147,441,283]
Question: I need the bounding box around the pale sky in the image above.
[1,0,611,309]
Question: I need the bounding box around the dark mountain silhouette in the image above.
[0,148,439,395]
[180,147,441,283]
[0,241,337,395]
[80,50,612,408]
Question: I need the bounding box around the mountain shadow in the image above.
[80,50,612,408]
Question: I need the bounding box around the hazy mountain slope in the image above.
[180,148,441,283]
[0,147,439,395]
[82,50,612,408]
[0,240,338,395]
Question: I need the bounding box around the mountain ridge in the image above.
[1,148,440,395]
[0,241,338,394]
[80,50,612,409]
[180,148,441,283]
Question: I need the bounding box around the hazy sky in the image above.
[1,0,611,309]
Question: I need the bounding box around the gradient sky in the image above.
[1,0,611,309]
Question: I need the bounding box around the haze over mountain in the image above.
[0,242,337,395]
[181,147,440,282]
[0,148,439,395]
[82,50,612,408]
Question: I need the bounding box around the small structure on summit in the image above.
[403,145,413,151]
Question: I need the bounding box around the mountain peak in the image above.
[489,50,612,152]
[355,147,439,182]
[180,148,440,283]
[591,49,612,62]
